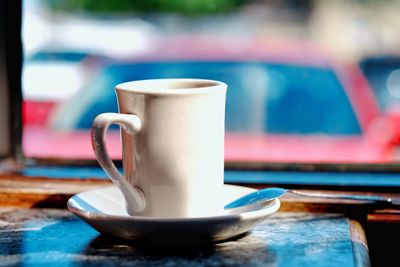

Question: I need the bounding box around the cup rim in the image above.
[115,78,227,95]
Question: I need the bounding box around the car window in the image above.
[359,57,400,112]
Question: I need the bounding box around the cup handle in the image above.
[91,112,146,213]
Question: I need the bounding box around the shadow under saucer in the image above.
[78,230,277,266]
[87,230,251,254]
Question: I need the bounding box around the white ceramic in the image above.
[91,79,227,217]
[67,185,280,242]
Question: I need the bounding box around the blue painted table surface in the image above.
[0,208,368,267]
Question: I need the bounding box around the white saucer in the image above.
[67,185,280,243]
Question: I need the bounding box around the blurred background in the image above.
[21,0,400,164]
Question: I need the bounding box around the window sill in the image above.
[0,170,399,223]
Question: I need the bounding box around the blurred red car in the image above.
[22,37,400,163]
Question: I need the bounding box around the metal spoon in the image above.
[224,187,398,210]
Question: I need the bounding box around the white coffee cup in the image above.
[91,79,227,218]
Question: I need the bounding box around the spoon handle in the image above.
[289,190,395,206]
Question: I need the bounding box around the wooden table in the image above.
[0,208,368,266]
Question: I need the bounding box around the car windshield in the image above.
[58,61,361,135]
